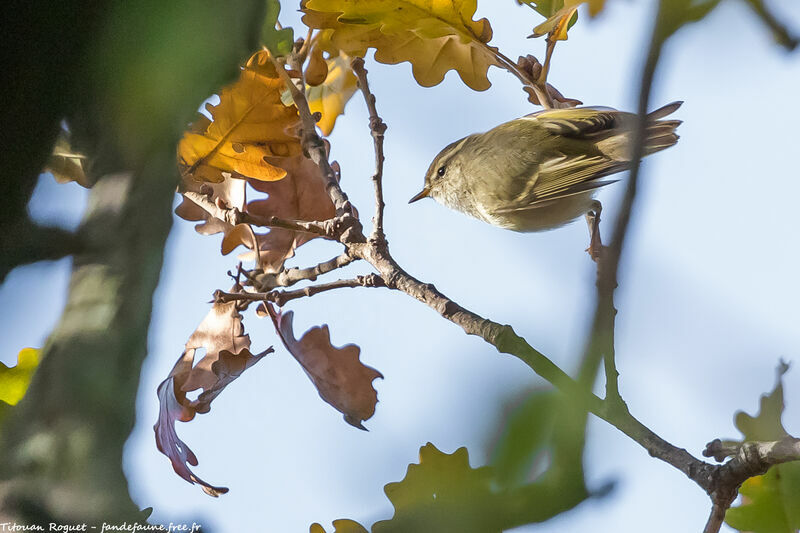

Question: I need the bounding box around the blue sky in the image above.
[2,1,800,532]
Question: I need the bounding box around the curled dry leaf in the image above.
[262,303,382,429]
[177,50,302,183]
[531,5,579,39]
[517,55,582,108]
[301,0,498,91]
[154,301,272,496]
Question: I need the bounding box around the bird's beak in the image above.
[408,187,430,204]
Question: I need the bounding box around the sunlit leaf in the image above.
[45,130,90,187]
[177,50,301,183]
[307,53,358,136]
[0,348,40,406]
[301,0,498,91]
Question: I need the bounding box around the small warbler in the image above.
[410,103,682,241]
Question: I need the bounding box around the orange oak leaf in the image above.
[154,301,272,496]
[263,304,382,429]
[301,0,498,91]
[177,50,302,183]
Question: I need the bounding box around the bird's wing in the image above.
[522,106,621,138]
[495,154,624,212]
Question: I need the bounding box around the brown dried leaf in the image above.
[174,172,259,255]
[239,154,336,272]
[263,304,382,429]
[154,301,272,496]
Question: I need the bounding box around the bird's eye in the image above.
[437,166,446,177]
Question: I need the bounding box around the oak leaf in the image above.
[177,51,301,183]
[241,153,337,272]
[154,301,272,496]
[373,444,499,533]
[263,304,382,429]
[301,0,498,91]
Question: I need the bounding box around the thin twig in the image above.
[216,274,385,307]
[537,37,557,85]
[577,0,667,402]
[351,57,388,241]
[249,252,359,291]
[270,55,356,217]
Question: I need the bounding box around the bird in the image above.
[409,102,682,257]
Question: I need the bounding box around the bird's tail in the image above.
[644,101,683,154]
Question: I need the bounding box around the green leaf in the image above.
[726,362,800,533]
[310,520,369,533]
[373,444,500,533]
[261,0,294,56]
[517,0,563,19]
[0,348,40,406]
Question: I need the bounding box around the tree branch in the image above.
[743,0,798,51]
[248,252,358,292]
[179,189,330,237]
[217,273,385,307]
[351,57,387,242]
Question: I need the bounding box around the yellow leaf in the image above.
[301,0,498,91]
[0,348,40,406]
[177,51,302,183]
[531,0,606,40]
[307,53,358,136]
[532,5,579,40]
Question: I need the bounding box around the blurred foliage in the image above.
[262,0,295,56]
[726,363,800,533]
